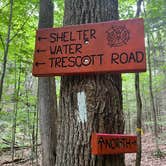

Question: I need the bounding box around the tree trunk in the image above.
[0,0,13,110]
[143,1,160,152]
[135,1,143,166]
[11,56,21,166]
[38,0,57,165]
[56,0,125,166]
[135,73,142,166]
[147,34,159,151]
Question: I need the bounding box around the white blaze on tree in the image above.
[77,91,87,122]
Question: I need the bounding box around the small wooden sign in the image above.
[32,18,146,76]
[91,133,137,155]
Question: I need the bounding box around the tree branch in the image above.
[0,34,5,50]
[9,4,38,42]
[0,0,13,103]
[135,0,143,17]
[1,2,10,10]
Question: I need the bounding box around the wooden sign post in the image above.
[32,18,146,76]
[91,133,137,155]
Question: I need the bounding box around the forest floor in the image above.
[125,132,166,166]
[0,132,166,166]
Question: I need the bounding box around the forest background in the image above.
[0,0,166,165]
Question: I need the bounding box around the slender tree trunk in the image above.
[135,73,142,166]
[151,37,162,134]
[128,110,131,133]
[38,0,57,165]
[135,1,143,166]
[0,0,13,109]
[35,104,39,165]
[56,0,125,166]
[143,2,160,152]
[11,55,21,166]
[125,90,131,133]
[147,34,159,151]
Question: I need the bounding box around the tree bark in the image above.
[38,0,57,165]
[56,0,125,166]
[135,73,142,166]
[135,1,143,166]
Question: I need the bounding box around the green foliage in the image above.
[119,0,136,19]
[0,0,38,151]
[0,0,64,152]
[119,0,166,138]
[53,0,64,26]
[152,149,165,158]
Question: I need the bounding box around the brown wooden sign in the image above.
[91,133,137,155]
[32,18,146,76]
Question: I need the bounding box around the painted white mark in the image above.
[77,91,87,122]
